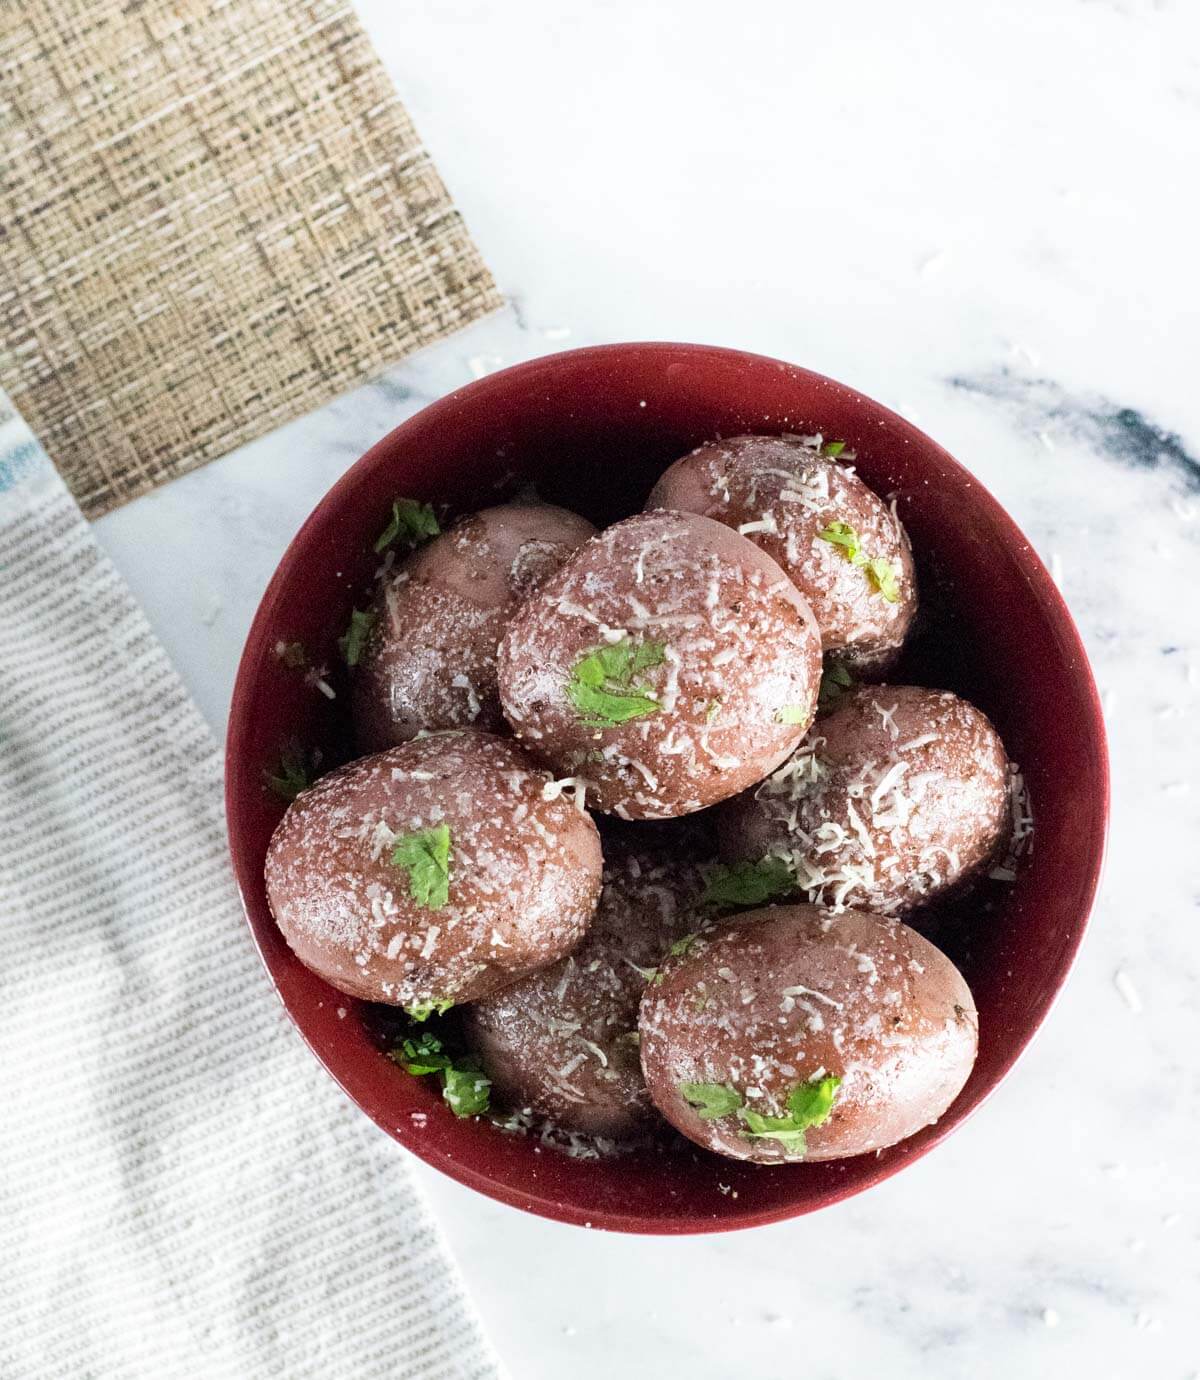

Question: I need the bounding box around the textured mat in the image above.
[0,0,501,517]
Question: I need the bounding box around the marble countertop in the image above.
[93,2,1198,1375]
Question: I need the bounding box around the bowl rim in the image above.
[225,341,1110,1234]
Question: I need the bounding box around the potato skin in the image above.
[264,730,602,1008]
[717,686,1010,916]
[353,503,596,750]
[461,839,710,1138]
[639,905,978,1163]
[648,435,916,674]
[496,510,823,819]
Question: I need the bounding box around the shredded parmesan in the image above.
[737,514,779,536]
[369,820,396,861]
[450,674,481,719]
[1113,969,1143,1014]
[577,1038,609,1067]
[846,800,876,857]
[555,1053,588,1080]
[780,984,843,1010]
[873,701,900,740]
[541,776,589,811]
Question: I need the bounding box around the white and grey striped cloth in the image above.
[0,394,504,1380]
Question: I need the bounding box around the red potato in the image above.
[716,686,1010,916]
[639,905,978,1164]
[462,837,711,1138]
[264,730,603,1010]
[496,510,823,819]
[353,502,596,750]
[648,434,917,674]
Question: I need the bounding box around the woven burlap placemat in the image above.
[0,0,502,518]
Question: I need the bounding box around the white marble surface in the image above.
[92,2,1199,1375]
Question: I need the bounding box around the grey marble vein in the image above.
[948,369,1200,492]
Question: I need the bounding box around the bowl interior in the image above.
[226,343,1107,1233]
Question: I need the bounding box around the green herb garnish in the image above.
[822,440,847,458]
[818,520,864,562]
[705,698,723,724]
[702,857,795,909]
[338,607,376,667]
[442,1065,492,1118]
[392,824,452,910]
[374,498,440,554]
[404,998,455,1022]
[680,1082,744,1119]
[817,521,901,604]
[668,932,700,959]
[818,662,856,712]
[566,637,667,728]
[865,556,900,603]
[263,744,310,801]
[740,1076,841,1155]
[775,702,810,725]
[678,1075,842,1156]
[394,1030,453,1074]
[390,1031,490,1117]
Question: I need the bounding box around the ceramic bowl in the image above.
[226,343,1108,1234]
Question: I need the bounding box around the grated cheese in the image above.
[780,983,843,1009]
[898,733,939,752]
[541,777,590,812]
[737,515,779,536]
[873,701,900,740]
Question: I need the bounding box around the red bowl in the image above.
[226,342,1108,1234]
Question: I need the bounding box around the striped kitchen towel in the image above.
[0,392,505,1380]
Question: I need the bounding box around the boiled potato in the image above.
[353,502,596,750]
[648,434,916,674]
[264,730,602,1010]
[497,510,822,818]
[462,836,710,1138]
[716,685,1010,915]
[639,904,978,1163]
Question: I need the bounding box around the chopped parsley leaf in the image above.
[262,744,310,801]
[818,519,863,562]
[668,932,700,959]
[680,1082,744,1119]
[338,607,376,667]
[822,440,847,458]
[818,521,902,604]
[702,857,795,909]
[818,662,856,712]
[390,1030,490,1117]
[374,498,440,554]
[392,824,452,910]
[775,702,810,725]
[393,1031,453,1075]
[679,1075,842,1154]
[705,698,723,724]
[865,556,900,603]
[740,1075,841,1155]
[403,998,455,1022]
[566,636,667,728]
[442,1065,492,1118]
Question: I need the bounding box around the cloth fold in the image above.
[0,395,503,1380]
